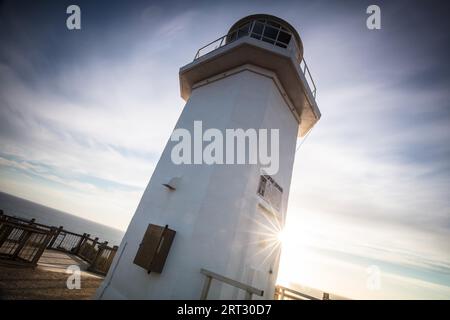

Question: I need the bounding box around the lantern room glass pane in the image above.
[237,22,251,39]
[263,25,278,40]
[277,31,291,45]
[252,22,264,36]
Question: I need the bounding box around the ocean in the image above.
[0,192,124,246]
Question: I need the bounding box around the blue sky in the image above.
[0,0,449,299]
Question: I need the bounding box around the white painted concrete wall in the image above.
[96,70,299,300]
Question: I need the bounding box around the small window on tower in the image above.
[257,175,283,212]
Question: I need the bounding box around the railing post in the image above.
[280,287,285,300]
[200,275,212,300]
[11,229,32,259]
[274,286,282,300]
[109,245,118,263]
[18,218,35,242]
[322,292,330,300]
[47,226,63,249]
[0,209,4,230]
[244,290,252,300]
[78,234,92,259]
[31,227,56,266]
[0,210,10,246]
[88,241,107,273]
[0,224,13,247]
[74,233,87,255]
[82,235,94,261]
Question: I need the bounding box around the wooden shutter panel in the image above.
[133,224,176,273]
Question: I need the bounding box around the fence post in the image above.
[0,223,14,247]
[88,236,98,261]
[111,245,118,260]
[47,226,63,249]
[74,233,87,255]
[18,218,36,243]
[11,230,32,259]
[88,241,107,273]
[0,210,9,225]
[31,227,56,266]
[108,245,119,268]
[280,287,285,300]
[322,292,330,300]
[200,275,212,300]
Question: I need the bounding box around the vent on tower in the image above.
[133,224,176,274]
[257,175,283,212]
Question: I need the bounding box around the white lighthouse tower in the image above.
[96,14,320,300]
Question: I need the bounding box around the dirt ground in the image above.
[0,250,104,300]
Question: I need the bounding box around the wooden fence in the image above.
[0,210,118,275]
[0,219,55,267]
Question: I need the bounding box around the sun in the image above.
[277,229,288,244]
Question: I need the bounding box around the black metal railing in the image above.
[193,19,317,99]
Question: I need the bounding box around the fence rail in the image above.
[200,268,264,300]
[274,285,331,300]
[0,219,55,267]
[0,210,117,275]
